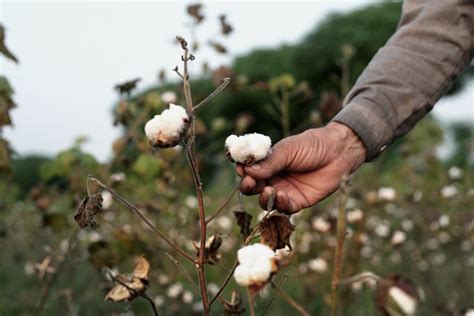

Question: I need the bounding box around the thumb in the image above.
[244,141,289,180]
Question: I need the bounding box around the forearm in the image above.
[332,0,473,161]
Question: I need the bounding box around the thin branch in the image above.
[337,271,382,287]
[164,252,200,293]
[205,176,243,224]
[330,175,351,316]
[246,288,256,316]
[192,77,230,113]
[262,274,288,316]
[177,36,210,315]
[173,66,184,79]
[271,281,310,316]
[35,229,78,315]
[88,176,195,263]
[209,262,238,305]
[106,271,158,316]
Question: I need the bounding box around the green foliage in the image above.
[11,155,50,197]
[447,122,474,168]
[132,153,163,180]
[233,45,297,82]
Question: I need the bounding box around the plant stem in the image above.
[281,87,290,137]
[88,176,195,263]
[262,274,288,316]
[246,288,256,316]
[271,281,310,316]
[35,229,78,315]
[178,39,210,315]
[330,175,350,316]
[337,271,382,287]
[164,252,200,293]
[205,176,243,224]
[192,77,230,113]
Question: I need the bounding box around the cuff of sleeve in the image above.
[331,98,394,161]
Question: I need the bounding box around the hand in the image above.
[236,122,366,214]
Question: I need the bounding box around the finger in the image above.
[274,190,299,214]
[258,186,275,210]
[239,175,265,195]
[235,164,245,177]
[244,143,289,180]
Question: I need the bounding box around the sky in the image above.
[1,0,472,162]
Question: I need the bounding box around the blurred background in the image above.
[0,1,473,315]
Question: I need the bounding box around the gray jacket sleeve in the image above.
[332,0,473,161]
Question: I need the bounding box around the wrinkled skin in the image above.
[237,122,366,214]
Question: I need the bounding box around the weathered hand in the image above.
[236,122,366,214]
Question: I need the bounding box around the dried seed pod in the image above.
[375,273,422,316]
[259,212,294,250]
[105,257,151,302]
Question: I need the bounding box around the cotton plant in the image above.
[73,34,310,316]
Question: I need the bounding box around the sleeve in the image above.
[332,0,474,161]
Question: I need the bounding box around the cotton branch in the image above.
[175,35,210,315]
[330,175,351,316]
[193,77,230,113]
[87,175,195,263]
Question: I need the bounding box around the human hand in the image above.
[236,122,366,214]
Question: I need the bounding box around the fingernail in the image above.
[251,164,261,170]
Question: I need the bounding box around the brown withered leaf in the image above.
[209,40,227,54]
[223,290,244,316]
[187,3,204,23]
[219,14,233,36]
[233,210,252,239]
[114,78,141,96]
[105,256,150,302]
[74,193,103,228]
[258,213,294,250]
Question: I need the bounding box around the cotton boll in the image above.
[391,230,406,245]
[378,187,396,202]
[144,104,189,148]
[312,217,331,232]
[441,185,458,199]
[347,209,364,223]
[161,91,177,104]
[101,190,113,210]
[225,133,272,165]
[387,286,417,315]
[234,243,276,287]
[237,243,274,264]
[234,265,252,286]
[308,258,328,273]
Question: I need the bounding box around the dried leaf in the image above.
[132,256,150,280]
[114,78,141,95]
[258,213,294,250]
[0,25,19,63]
[187,3,205,23]
[209,40,227,54]
[233,210,252,238]
[219,14,233,36]
[105,257,151,302]
[74,193,103,228]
